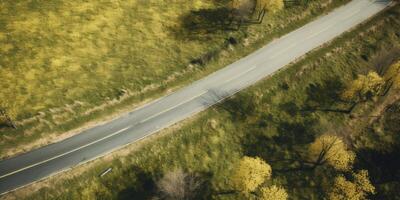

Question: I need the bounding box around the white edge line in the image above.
[0,64,257,196]
[0,63,257,183]
[0,126,132,179]
[139,91,207,123]
[0,0,394,196]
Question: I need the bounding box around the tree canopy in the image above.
[231,156,272,193]
[328,170,375,200]
[341,71,385,102]
[259,185,288,200]
[384,61,400,89]
[308,134,355,171]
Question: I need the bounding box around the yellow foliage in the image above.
[353,170,375,195]
[259,185,288,200]
[384,61,400,89]
[231,156,272,193]
[328,170,375,200]
[342,72,385,101]
[329,176,358,200]
[308,134,355,171]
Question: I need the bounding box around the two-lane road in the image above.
[0,0,392,195]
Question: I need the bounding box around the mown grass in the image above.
[0,0,350,158]
[5,3,399,200]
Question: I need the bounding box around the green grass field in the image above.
[6,3,399,200]
[0,0,351,158]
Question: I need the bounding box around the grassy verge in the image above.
[0,0,351,158]
[3,3,399,200]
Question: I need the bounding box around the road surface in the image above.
[0,0,392,195]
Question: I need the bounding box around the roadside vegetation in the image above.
[0,0,351,158]
[4,2,399,200]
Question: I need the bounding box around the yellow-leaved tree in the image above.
[308,134,355,171]
[259,185,288,200]
[231,156,272,193]
[259,0,284,13]
[328,170,375,200]
[384,61,400,89]
[341,71,385,102]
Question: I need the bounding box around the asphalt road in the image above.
[0,0,392,195]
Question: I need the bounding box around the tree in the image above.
[156,169,204,200]
[353,170,375,195]
[384,61,400,89]
[230,156,272,193]
[341,71,386,102]
[307,134,355,171]
[259,0,284,13]
[328,170,375,200]
[259,185,288,200]
[0,100,17,129]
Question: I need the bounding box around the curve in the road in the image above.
[0,0,393,195]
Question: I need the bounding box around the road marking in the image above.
[140,65,258,124]
[0,0,392,194]
[305,1,376,41]
[0,126,132,179]
[306,24,333,40]
[139,91,207,124]
[0,64,268,180]
[268,22,338,59]
[269,42,298,59]
[269,21,336,59]
[268,2,369,60]
[221,65,258,84]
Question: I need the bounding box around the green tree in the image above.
[328,170,375,200]
[259,185,288,200]
[308,134,355,171]
[231,156,272,193]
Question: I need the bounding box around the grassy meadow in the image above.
[0,0,352,158]
[4,3,400,200]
